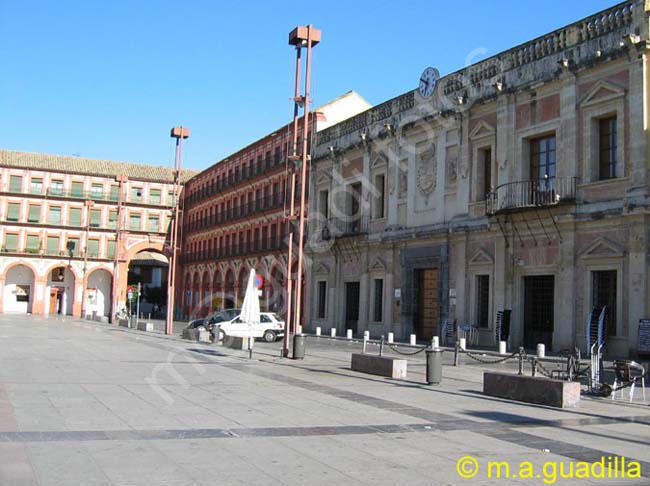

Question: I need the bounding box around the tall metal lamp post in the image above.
[166,126,189,335]
[283,25,321,357]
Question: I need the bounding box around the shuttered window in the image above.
[150,189,161,204]
[90,209,101,228]
[107,240,116,259]
[69,208,82,227]
[67,238,80,256]
[49,207,61,225]
[47,236,60,255]
[9,176,22,192]
[71,182,84,197]
[87,239,99,257]
[4,234,18,251]
[26,235,40,253]
[7,203,20,222]
[28,205,40,223]
[108,211,118,229]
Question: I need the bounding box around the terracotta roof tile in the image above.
[0,149,198,183]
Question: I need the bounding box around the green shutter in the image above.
[9,176,22,192]
[110,185,119,201]
[4,234,17,251]
[150,189,161,204]
[90,209,101,228]
[30,178,43,195]
[71,182,83,197]
[49,207,61,225]
[87,239,99,257]
[28,205,40,223]
[131,187,142,202]
[7,203,20,222]
[69,208,82,227]
[148,216,160,232]
[47,236,59,255]
[108,211,118,229]
[129,214,141,231]
[91,184,103,199]
[26,235,39,253]
[107,240,116,259]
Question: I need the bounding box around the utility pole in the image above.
[282,25,321,358]
[166,126,190,335]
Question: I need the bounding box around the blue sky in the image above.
[1,1,617,170]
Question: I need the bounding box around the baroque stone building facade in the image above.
[306,1,648,357]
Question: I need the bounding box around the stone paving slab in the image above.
[0,315,649,485]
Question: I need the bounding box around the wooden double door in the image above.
[414,268,439,340]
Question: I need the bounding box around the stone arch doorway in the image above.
[47,266,76,315]
[86,269,113,319]
[127,249,169,318]
[3,264,36,313]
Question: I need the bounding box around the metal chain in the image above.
[529,357,555,378]
[387,344,428,356]
[463,350,519,364]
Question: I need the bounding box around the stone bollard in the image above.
[347,329,353,339]
[499,341,507,355]
[316,327,321,336]
[410,334,416,346]
[297,325,303,334]
[536,343,545,358]
[363,330,370,341]
[460,338,467,350]
[387,332,394,344]
[330,328,336,337]
[432,336,439,348]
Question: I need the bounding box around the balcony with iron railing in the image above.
[485,176,577,216]
[320,215,369,240]
[180,237,285,264]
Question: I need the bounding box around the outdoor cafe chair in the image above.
[611,360,646,402]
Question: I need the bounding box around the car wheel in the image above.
[263,330,277,343]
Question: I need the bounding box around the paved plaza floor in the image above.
[0,314,648,485]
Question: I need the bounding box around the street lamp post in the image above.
[283,25,321,358]
[166,126,190,335]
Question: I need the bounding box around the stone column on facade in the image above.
[453,233,466,326]
[358,249,369,336]
[558,72,578,179]
[456,116,471,211]
[496,93,513,187]
[383,256,394,336]
[32,276,48,315]
[627,214,647,356]
[626,53,649,195]
[494,237,508,343]
[555,223,576,351]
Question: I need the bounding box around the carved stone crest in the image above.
[417,143,437,201]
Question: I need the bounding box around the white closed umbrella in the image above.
[239,269,260,356]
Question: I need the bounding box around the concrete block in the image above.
[223,335,252,350]
[137,321,154,332]
[483,372,581,408]
[351,353,407,379]
[182,328,200,341]
[118,319,130,328]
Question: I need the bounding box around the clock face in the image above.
[418,67,439,98]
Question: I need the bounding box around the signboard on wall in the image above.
[638,319,650,356]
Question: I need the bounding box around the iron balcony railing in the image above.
[321,215,369,239]
[485,177,577,216]
[180,237,285,264]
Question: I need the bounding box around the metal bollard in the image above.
[387,332,394,344]
[362,338,367,354]
[330,328,336,337]
[459,337,467,351]
[363,330,370,341]
[379,335,384,356]
[346,329,353,339]
[531,357,537,377]
[316,327,321,336]
[410,334,416,346]
[432,336,439,348]
[292,333,305,360]
[536,343,545,358]
[426,347,444,385]
[518,347,525,375]
[453,341,460,366]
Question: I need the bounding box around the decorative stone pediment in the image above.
[469,120,496,140]
[369,257,387,273]
[579,80,625,108]
[316,168,331,186]
[313,262,330,275]
[579,236,625,259]
[469,248,494,265]
[371,152,388,168]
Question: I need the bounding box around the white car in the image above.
[215,312,285,342]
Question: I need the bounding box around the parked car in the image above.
[215,312,285,342]
[184,309,241,332]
